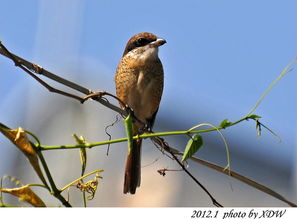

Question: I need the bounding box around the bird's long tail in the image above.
[123,126,142,194]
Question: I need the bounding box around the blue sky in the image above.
[0,0,296,205]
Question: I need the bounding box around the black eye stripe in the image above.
[136,38,148,46]
[135,37,154,47]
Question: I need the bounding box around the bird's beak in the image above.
[150,38,166,47]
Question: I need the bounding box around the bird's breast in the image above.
[115,56,164,124]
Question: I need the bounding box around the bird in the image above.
[115,32,166,194]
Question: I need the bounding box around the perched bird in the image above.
[115,32,166,194]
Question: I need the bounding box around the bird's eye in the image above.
[136,38,149,47]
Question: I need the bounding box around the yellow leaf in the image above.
[1,127,35,156]
[0,185,46,207]
[73,134,87,176]
[0,126,47,186]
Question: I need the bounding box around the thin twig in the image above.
[104,114,120,156]
[183,153,297,207]
[82,91,145,128]
[151,136,223,207]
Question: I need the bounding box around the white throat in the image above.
[126,46,159,61]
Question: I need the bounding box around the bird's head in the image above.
[122,32,166,60]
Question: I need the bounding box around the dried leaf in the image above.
[0,185,46,207]
[73,134,87,176]
[80,148,87,176]
[76,174,101,200]
[1,127,36,156]
[0,126,47,185]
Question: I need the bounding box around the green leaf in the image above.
[123,114,133,155]
[248,114,262,120]
[219,119,232,128]
[181,134,203,162]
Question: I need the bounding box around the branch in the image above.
[0,41,126,116]
[37,114,262,151]
[151,136,223,207]
[34,144,72,207]
[185,154,297,207]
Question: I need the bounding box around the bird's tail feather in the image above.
[123,137,142,194]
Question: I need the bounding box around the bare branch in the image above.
[0,41,126,116]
